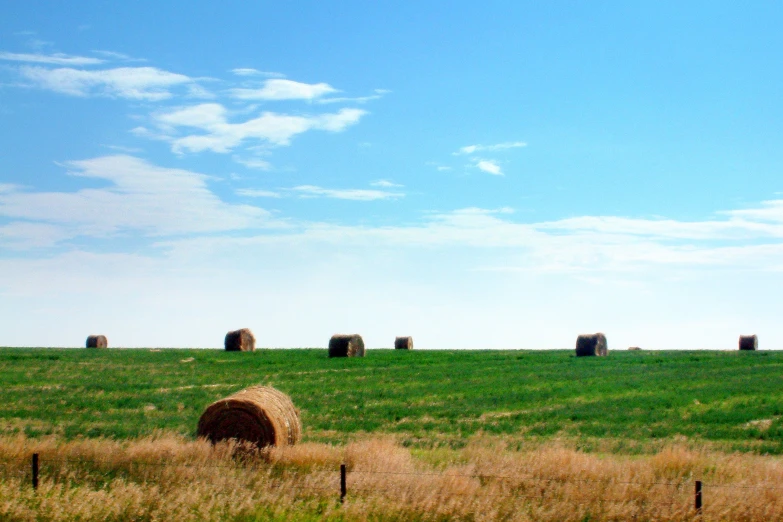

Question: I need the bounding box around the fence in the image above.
[18,452,783,517]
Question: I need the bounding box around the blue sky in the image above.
[1,2,783,348]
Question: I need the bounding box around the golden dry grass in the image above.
[2,434,783,521]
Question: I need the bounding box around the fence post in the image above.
[695,480,702,514]
[340,464,347,503]
[32,453,39,490]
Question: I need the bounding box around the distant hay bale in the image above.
[197,385,301,448]
[739,335,758,351]
[628,346,642,351]
[86,335,107,349]
[394,336,413,350]
[575,333,608,357]
[328,334,365,358]
[224,328,255,352]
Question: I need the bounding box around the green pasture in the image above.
[1,348,783,453]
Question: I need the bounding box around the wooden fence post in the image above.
[340,464,347,503]
[695,480,702,514]
[32,453,39,490]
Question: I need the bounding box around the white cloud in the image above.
[233,156,272,170]
[101,144,144,153]
[5,198,783,349]
[203,203,783,275]
[229,79,336,101]
[476,160,503,175]
[0,222,68,249]
[91,50,145,62]
[371,180,403,188]
[19,66,192,100]
[236,188,282,198]
[0,155,272,242]
[152,103,367,153]
[724,200,783,223]
[292,185,404,201]
[230,68,285,78]
[185,84,215,99]
[454,141,527,155]
[317,94,382,104]
[426,162,452,171]
[318,89,390,105]
[0,51,103,66]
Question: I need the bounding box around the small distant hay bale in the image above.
[86,335,107,348]
[739,335,758,351]
[225,328,255,352]
[328,334,365,358]
[394,336,413,350]
[197,385,301,448]
[575,333,608,357]
[628,346,642,351]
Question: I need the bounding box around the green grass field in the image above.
[2,348,783,453]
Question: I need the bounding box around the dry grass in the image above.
[2,434,783,521]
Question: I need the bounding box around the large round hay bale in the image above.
[739,335,758,351]
[394,336,413,350]
[328,334,365,357]
[197,385,301,448]
[225,328,255,352]
[575,333,608,357]
[86,335,107,348]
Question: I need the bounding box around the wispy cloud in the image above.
[101,144,144,153]
[229,79,336,101]
[318,89,390,105]
[0,51,103,66]
[454,141,527,155]
[371,180,403,188]
[0,222,68,250]
[292,185,404,201]
[724,200,783,223]
[426,161,452,171]
[152,103,367,153]
[0,155,271,242]
[475,160,503,175]
[91,50,146,62]
[236,188,282,198]
[233,156,272,170]
[149,199,783,276]
[19,66,193,100]
[230,68,285,78]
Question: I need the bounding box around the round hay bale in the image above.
[86,335,107,348]
[394,336,413,350]
[225,328,255,352]
[328,334,365,357]
[739,335,758,351]
[628,346,642,351]
[575,333,608,357]
[197,385,301,448]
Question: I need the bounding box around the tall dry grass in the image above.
[1,433,783,521]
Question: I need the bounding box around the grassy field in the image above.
[2,347,783,453]
[4,434,783,521]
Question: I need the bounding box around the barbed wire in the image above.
[348,469,688,487]
[4,454,783,494]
